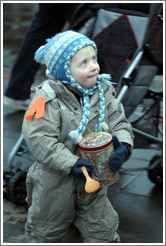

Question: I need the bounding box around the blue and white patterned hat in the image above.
[35,31,113,144]
[35,31,97,81]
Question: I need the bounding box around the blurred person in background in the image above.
[4,3,79,110]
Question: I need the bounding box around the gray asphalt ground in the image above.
[2,3,164,244]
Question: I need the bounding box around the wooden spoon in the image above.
[81,166,100,193]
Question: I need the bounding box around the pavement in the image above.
[2,2,164,245]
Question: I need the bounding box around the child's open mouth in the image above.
[88,74,97,78]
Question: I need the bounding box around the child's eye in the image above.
[81,60,87,66]
[92,56,97,62]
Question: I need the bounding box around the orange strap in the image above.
[25,97,45,121]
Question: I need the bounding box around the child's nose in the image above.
[90,62,97,71]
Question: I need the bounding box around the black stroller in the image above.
[3,3,163,206]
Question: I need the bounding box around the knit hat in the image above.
[35,31,113,144]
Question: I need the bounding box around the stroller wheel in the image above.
[7,170,27,206]
[148,155,163,185]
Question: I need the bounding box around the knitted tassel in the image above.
[34,45,46,64]
[67,130,83,144]
[98,74,117,87]
[96,122,109,132]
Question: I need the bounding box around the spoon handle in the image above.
[81,166,90,179]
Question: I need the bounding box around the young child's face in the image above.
[70,46,100,88]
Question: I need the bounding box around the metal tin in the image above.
[77,132,119,187]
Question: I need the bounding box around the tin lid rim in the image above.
[78,139,113,152]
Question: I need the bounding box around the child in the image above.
[22,30,134,243]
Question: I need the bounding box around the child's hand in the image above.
[70,158,92,177]
[109,135,129,172]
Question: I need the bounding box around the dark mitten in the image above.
[70,158,92,177]
[109,135,129,172]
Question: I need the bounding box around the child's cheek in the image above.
[77,71,86,82]
[97,63,100,74]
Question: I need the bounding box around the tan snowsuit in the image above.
[22,79,134,243]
